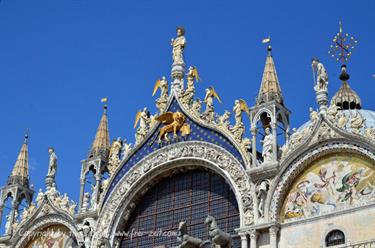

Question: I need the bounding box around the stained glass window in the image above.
[120,170,240,247]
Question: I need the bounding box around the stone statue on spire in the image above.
[47,147,58,178]
[171,27,186,66]
[312,58,329,92]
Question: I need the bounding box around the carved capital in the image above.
[247,229,258,239]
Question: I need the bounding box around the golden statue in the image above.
[152,76,169,112]
[203,86,221,123]
[152,111,190,144]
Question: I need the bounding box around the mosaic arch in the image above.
[119,169,241,248]
[281,153,375,222]
[25,224,78,248]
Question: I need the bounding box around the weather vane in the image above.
[328,21,358,64]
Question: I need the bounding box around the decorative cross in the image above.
[328,21,358,63]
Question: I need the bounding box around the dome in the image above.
[331,65,362,110]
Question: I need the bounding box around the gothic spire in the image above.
[256,45,284,106]
[8,132,29,187]
[89,100,110,158]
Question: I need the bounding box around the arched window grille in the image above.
[119,169,240,247]
[325,229,345,247]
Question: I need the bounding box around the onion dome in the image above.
[331,65,361,110]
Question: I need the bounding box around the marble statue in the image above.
[365,127,375,140]
[5,214,11,235]
[69,202,76,215]
[60,193,69,211]
[256,180,269,219]
[134,107,151,145]
[327,104,339,122]
[261,128,273,162]
[108,138,122,175]
[191,99,202,117]
[176,221,203,248]
[218,111,231,131]
[312,58,328,92]
[80,222,93,248]
[336,112,347,129]
[204,215,232,248]
[233,99,249,126]
[36,188,45,207]
[309,107,318,122]
[171,27,186,65]
[47,147,58,178]
[120,139,132,160]
[153,76,169,112]
[82,192,90,211]
[351,112,365,133]
[90,185,97,210]
[181,66,199,105]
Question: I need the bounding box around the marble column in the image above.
[269,226,279,248]
[271,122,277,161]
[239,232,248,248]
[79,178,85,211]
[251,127,257,168]
[0,204,4,227]
[248,229,258,248]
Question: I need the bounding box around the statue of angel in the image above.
[218,111,231,131]
[108,138,122,174]
[191,99,202,117]
[134,107,151,145]
[181,66,200,105]
[152,76,169,112]
[47,147,57,178]
[120,139,132,160]
[312,58,328,92]
[202,86,222,123]
[171,27,186,65]
[233,99,250,126]
[36,189,45,207]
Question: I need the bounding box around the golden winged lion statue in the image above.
[151,111,191,144]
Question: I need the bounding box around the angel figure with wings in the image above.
[231,99,249,142]
[181,66,200,106]
[152,76,169,112]
[233,99,250,126]
[134,108,151,145]
[202,86,221,123]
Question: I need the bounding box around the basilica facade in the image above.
[0,27,374,248]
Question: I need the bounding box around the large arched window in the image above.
[120,169,240,247]
[325,229,345,247]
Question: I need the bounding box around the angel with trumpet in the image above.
[202,86,221,123]
[181,66,200,106]
[152,76,169,112]
[134,107,151,145]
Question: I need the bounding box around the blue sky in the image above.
[0,0,374,203]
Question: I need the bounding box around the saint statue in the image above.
[171,27,186,65]
[47,147,58,178]
[312,58,328,92]
[261,127,273,162]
